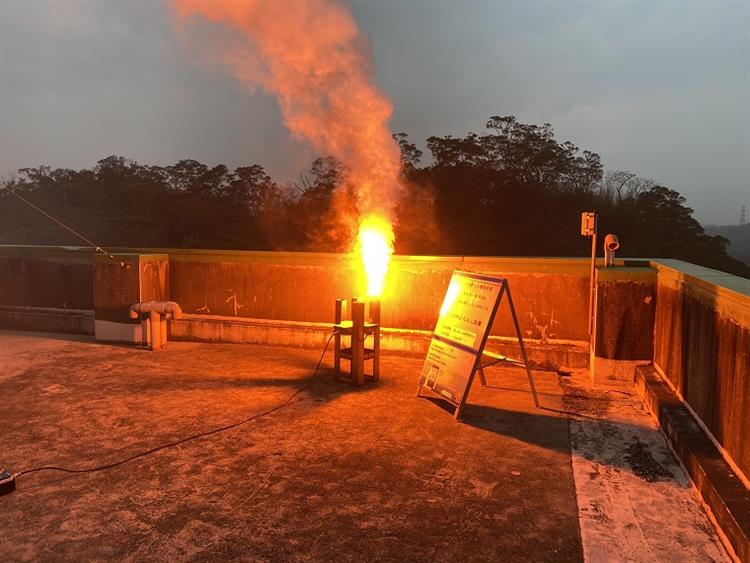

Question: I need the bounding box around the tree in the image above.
[0,116,747,278]
[414,116,605,255]
[280,156,356,252]
[392,132,423,173]
[602,171,655,202]
[165,159,209,192]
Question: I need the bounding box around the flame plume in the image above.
[171,0,401,296]
[357,215,394,297]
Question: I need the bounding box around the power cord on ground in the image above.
[2,332,337,493]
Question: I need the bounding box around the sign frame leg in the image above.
[503,280,540,408]
[477,367,487,386]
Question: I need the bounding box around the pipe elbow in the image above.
[604,234,620,251]
[603,234,620,268]
[129,301,182,319]
[165,301,183,319]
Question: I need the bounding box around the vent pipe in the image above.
[129,301,183,350]
[604,234,620,267]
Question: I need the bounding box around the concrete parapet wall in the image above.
[0,246,593,370]
[0,306,94,335]
[590,266,656,383]
[0,246,593,342]
[168,252,592,341]
[0,246,94,310]
[652,260,750,484]
[636,365,750,562]
[93,253,169,343]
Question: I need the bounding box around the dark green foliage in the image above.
[403,117,748,277]
[0,156,287,251]
[705,223,750,266]
[0,116,747,278]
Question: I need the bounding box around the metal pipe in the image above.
[588,228,597,336]
[149,310,161,350]
[142,317,151,348]
[604,234,620,268]
[129,301,182,350]
[129,301,183,319]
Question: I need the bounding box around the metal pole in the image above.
[141,316,150,348]
[477,367,487,386]
[588,220,598,337]
[150,310,161,351]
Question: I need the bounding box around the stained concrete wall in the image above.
[594,267,656,360]
[167,251,592,341]
[0,246,592,342]
[590,266,656,383]
[0,246,94,310]
[92,254,169,324]
[652,260,750,483]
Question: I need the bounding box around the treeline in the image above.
[1,115,747,278]
[705,223,750,266]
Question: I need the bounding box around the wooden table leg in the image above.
[334,299,342,378]
[370,299,381,381]
[352,302,365,386]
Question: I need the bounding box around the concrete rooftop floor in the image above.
[0,331,730,562]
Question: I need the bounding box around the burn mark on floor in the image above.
[623,440,673,483]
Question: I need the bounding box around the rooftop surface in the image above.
[0,332,730,562]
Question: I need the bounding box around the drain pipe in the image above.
[129,301,183,350]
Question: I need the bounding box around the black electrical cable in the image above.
[0,187,118,261]
[13,332,337,480]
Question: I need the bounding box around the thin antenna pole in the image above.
[1,188,117,261]
[588,215,598,336]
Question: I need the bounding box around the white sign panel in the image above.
[418,271,505,406]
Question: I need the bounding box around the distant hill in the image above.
[705,224,750,266]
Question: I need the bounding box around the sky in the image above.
[1,0,748,225]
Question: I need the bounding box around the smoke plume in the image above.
[171,0,402,236]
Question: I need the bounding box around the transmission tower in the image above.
[742,205,747,226]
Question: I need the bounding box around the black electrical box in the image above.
[0,469,16,496]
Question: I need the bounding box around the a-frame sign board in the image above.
[417,270,540,420]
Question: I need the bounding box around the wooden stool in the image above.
[333,299,380,385]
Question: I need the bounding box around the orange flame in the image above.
[171,0,401,295]
[357,215,394,297]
